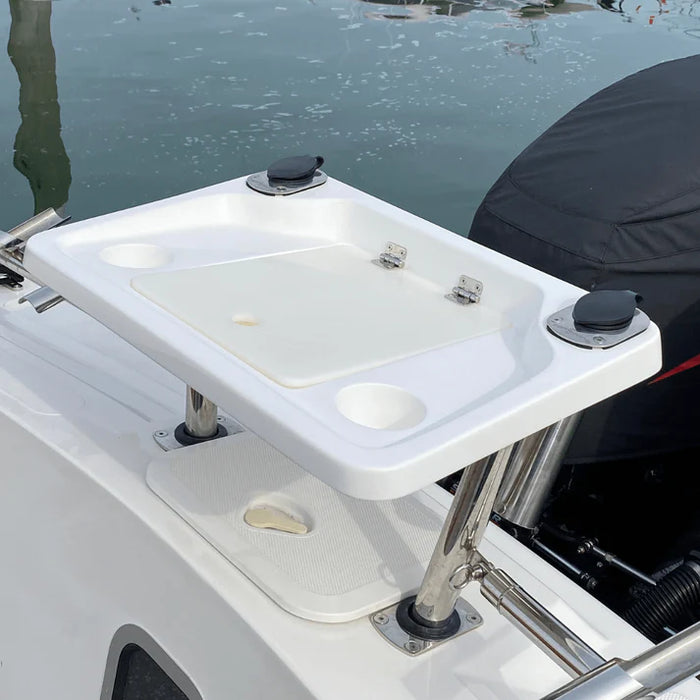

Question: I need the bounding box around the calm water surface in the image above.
[0,0,698,233]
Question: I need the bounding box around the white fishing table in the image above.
[19,171,662,629]
[24,174,660,500]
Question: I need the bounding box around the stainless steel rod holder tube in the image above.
[542,619,700,699]
[413,445,516,625]
[0,207,69,284]
[185,386,219,439]
[7,206,68,249]
[494,414,581,530]
[480,566,605,677]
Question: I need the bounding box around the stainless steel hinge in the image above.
[373,242,407,270]
[446,275,483,305]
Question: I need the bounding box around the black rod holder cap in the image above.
[267,155,324,183]
[572,290,642,331]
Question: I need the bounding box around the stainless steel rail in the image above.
[413,445,516,624]
[480,565,605,677]
[495,415,580,530]
[542,619,700,699]
[0,207,69,285]
[185,386,219,439]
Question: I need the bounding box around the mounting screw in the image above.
[404,640,422,653]
[466,613,481,624]
[373,613,389,626]
[154,430,168,438]
[593,336,605,345]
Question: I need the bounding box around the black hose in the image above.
[624,554,700,642]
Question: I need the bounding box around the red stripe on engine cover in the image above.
[649,353,700,384]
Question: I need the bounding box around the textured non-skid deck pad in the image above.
[147,431,443,622]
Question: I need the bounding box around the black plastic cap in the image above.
[267,155,324,183]
[572,290,642,331]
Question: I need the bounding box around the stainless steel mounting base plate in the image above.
[246,170,328,196]
[547,306,651,349]
[153,416,244,451]
[371,597,483,656]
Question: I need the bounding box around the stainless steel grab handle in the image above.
[542,619,700,699]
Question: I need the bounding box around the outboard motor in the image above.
[471,54,700,465]
[469,54,700,638]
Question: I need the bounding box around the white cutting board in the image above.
[132,244,504,388]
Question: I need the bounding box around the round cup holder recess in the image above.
[335,383,426,430]
[99,243,172,269]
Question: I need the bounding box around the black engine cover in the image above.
[469,55,700,464]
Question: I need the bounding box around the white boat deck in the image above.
[0,283,696,699]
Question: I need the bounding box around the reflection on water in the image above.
[517,0,597,17]
[8,0,70,215]
[357,0,600,20]
[357,0,700,22]
[503,26,540,62]
[597,0,700,30]
[359,0,520,20]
